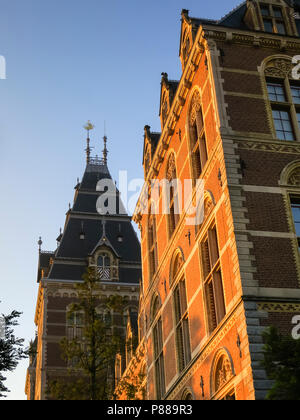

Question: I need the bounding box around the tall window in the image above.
[97,252,111,280]
[148,215,158,281]
[166,154,180,238]
[267,79,300,141]
[260,4,286,34]
[291,196,300,250]
[67,311,84,340]
[152,296,165,399]
[174,279,191,372]
[189,90,208,181]
[201,226,226,333]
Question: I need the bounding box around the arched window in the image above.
[188,90,208,182]
[166,153,180,238]
[212,351,235,400]
[151,294,165,399]
[170,249,184,288]
[174,277,191,372]
[148,214,158,281]
[264,56,300,142]
[151,295,161,323]
[201,224,226,333]
[97,252,111,280]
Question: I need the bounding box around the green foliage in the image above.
[113,372,146,400]
[48,267,126,400]
[0,310,28,398]
[262,326,300,400]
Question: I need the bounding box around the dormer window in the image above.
[97,252,111,280]
[260,4,286,34]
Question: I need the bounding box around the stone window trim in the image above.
[148,212,158,285]
[165,152,180,240]
[153,315,166,400]
[200,223,226,335]
[262,55,300,142]
[150,292,165,399]
[210,348,235,400]
[186,87,208,185]
[279,160,300,286]
[194,190,216,239]
[150,293,162,327]
[173,277,192,374]
[169,247,185,289]
[90,248,119,282]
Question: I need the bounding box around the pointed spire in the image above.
[103,121,108,165]
[38,237,43,254]
[83,120,95,164]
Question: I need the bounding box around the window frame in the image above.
[290,195,300,251]
[266,77,300,142]
[153,316,166,400]
[188,94,208,184]
[173,278,192,373]
[148,214,158,282]
[201,225,226,334]
[260,4,287,35]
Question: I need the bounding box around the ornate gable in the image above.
[159,73,179,131]
[143,125,161,178]
[179,9,200,71]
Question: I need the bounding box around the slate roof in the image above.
[39,160,141,284]
[185,1,299,35]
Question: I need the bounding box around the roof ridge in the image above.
[218,1,247,23]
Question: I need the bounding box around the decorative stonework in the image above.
[237,140,300,155]
[166,153,176,181]
[189,90,201,126]
[258,302,300,313]
[264,58,293,79]
[214,354,234,394]
[288,168,300,186]
[162,99,168,127]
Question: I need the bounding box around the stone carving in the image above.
[288,168,300,186]
[162,98,168,126]
[265,58,293,78]
[166,153,176,181]
[215,355,234,393]
[190,90,201,125]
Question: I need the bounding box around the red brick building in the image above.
[121,0,300,401]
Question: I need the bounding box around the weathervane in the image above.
[83,120,95,164]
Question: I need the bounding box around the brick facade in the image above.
[119,1,300,401]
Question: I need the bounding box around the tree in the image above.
[0,310,28,398]
[262,326,300,400]
[48,267,125,400]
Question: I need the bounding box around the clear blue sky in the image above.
[0,0,240,400]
